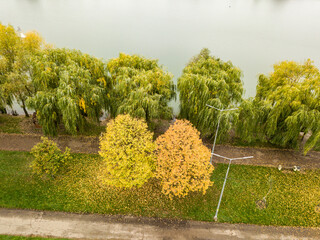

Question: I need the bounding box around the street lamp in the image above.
[212,152,253,222]
[206,104,238,164]
[17,26,26,39]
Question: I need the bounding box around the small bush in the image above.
[155,119,214,199]
[31,137,72,177]
[99,114,155,188]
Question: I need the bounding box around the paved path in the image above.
[1,208,319,240]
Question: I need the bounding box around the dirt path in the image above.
[0,133,99,154]
[210,144,320,170]
[1,208,319,240]
[0,133,320,170]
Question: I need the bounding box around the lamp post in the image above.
[212,152,253,222]
[206,104,238,165]
[17,26,26,39]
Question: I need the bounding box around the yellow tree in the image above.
[99,114,155,188]
[0,24,44,116]
[155,119,214,199]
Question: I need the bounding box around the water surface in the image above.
[1,0,320,113]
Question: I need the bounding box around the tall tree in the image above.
[237,60,320,153]
[27,48,110,136]
[0,24,44,116]
[107,53,176,122]
[178,48,243,140]
[0,24,19,111]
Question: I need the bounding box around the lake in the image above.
[1,0,320,114]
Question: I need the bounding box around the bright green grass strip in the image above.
[0,235,70,240]
[0,115,23,134]
[0,150,319,227]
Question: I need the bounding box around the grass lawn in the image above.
[0,150,319,227]
[0,236,69,240]
[0,115,23,134]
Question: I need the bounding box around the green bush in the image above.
[30,137,72,177]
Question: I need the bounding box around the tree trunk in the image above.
[20,99,29,117]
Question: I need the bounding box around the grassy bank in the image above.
[0,114,166,137]
[0,115,23,134]
[0,236,69,240]
[0,150,319,227]
[1,114,319,152]
[0,114,105,136]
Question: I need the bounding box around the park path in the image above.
[1,133,320,170]
[1,208,320,240]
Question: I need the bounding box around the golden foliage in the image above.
[155,119,214,199]
[79,97,86,113]
[99,114,155,188]
[23,31,43,52]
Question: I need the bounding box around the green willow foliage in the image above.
[178,48,243,140]
[27,48,111,136]
[107,53,176,122]
[237,60,320,153]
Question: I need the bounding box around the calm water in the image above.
[1,0,320,113]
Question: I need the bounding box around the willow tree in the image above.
[0,55,11,111]
[107,53,175,122]
[178,48,243,140]
[237,60,320,153]
[0,24,22,112]
[0,24,44,116]
[27,48,110,136]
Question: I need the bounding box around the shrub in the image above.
[155,119,214,199]
[31,137,71,177]
[99,114,155,188]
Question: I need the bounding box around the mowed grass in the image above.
[0,114,23,134]
[0,150,319,227]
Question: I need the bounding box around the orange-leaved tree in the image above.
[99,114,155,188]
[155,119,214,199]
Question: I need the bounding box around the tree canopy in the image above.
[178,48,243,140]
[155,119,214,199]
[99,114,155,188]
[27,48,111,136]
[0,23,44,116]
[237,60,320,153]
[107,53,175,122]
